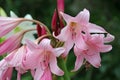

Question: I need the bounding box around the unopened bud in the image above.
[37,24,47,37]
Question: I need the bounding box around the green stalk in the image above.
[58,57,70,80]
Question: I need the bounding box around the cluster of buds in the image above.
[0,0,114,80]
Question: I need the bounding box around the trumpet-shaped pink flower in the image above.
[55,8,114,57]
[3,46,28,80]
[72,34,113,71]
[0,31,25,55]
[24,38,64,80]
[0,17,24,37]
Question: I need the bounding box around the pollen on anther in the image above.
[70,22,77,27]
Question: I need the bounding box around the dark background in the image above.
[0,0,120,80]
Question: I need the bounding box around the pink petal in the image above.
[38,38,52,50]
[53,47,65,57]
[72,55,84,72]
[17,72,21,80]
[104,34,115,43]
[62,37,74,57]
[53,26,70,41]
[30,70,35,77]
[84,53,101,68]
[60,12,72,23]
[87,23,106,33]
[0,31,24,55]
[25,39,38,51]
[76,9,90,25]
[23,49,43,69]
[74,34,87,51]
[0,17,23,37]
[72,46,84,71]
[49,55,64,76]
[2,67,13,80]
[100,45,112,53]
[34,67,44,80]
[8,46,27,73]
[0,59,13,80]
[9,46,26,66]
[40,67,52,80]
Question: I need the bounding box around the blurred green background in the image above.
[0,0,120,80]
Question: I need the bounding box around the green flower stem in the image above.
[24,18,51,34]
[58,76,64,80]
[35,34,52,44]
[58,57,70,80]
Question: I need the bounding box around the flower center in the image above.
[70,22,77,32]
[70,22,78,39]
[70,22,77,27]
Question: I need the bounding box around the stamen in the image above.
[70,22,77,27]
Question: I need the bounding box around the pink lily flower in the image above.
[4,46,28,80]
[0,31,25,55]
[24,38,65,80]
[54,8,114,57]
[0,17,24,37]
[72,34,113,71]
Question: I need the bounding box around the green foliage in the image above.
[0,0,120,80]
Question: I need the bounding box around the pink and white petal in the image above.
[74,45,83,56]
[72,55,84,72]
[38,38,52,50]
[49,56,64,76]
[30,69,35,77]
[76,9,90,24]
[4,50,16,61]
[25,39,38,51]
[53,47,65,57]
[0,17,23,37]
[60,12,72,23]
[104,34,115,43]
[2,67,13,80]
[75,34,87,51]
[87,23,106,33]
[40,67,52,80]
[17,72,21,80]
[84,53,101,68]
[0,32,23,55]
[34,67,44,80]
[53,26,70,41]
[23,50,42,69]
[62,38,74,57]
[100,45,112,53]
[9,46,26,64]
